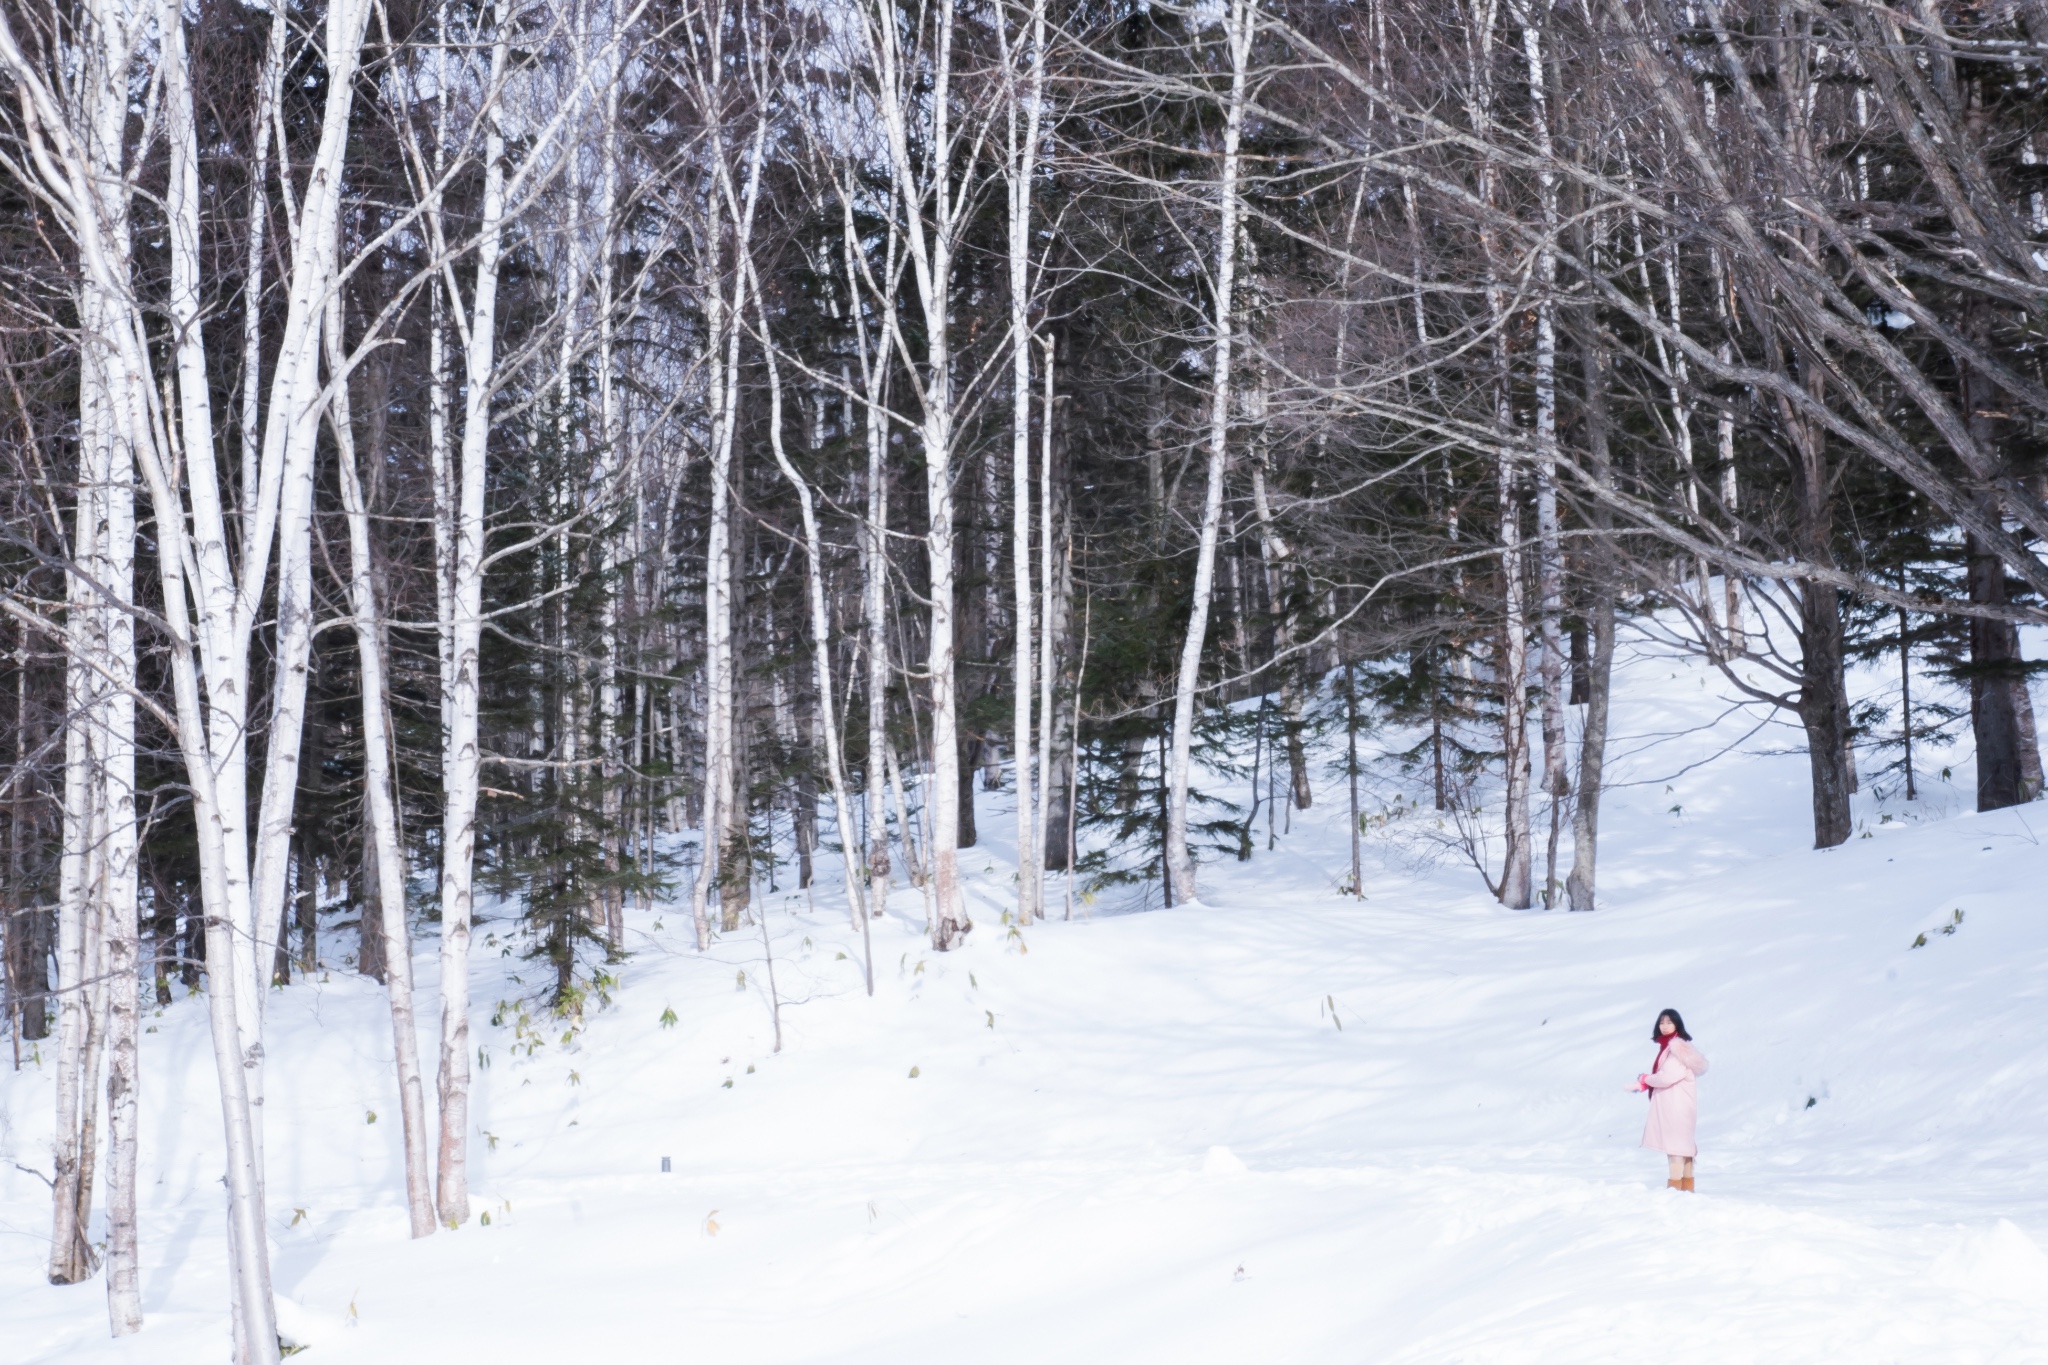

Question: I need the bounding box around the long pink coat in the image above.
[1640,1038,1708,1157]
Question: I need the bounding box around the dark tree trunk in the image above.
[1780,345,1853,850]
[1966,528,2028,812]
[1798,582,1854,848]
[151,892,175,1007]
[1569,618,1590,705]
[2017,681,2043,800]
[1043,748,1074,872]
[1567,584,1616,908]
[1567,314,1615,910]
[721,556,753,931]
[1955,303,2041,809]
[1281,676,1312,810]
[795,690,817,889]
[956,733,979,849]
[6,901,52,1041]
[359,836,388,984]
[179,889,203,991]
[297,841,319,973]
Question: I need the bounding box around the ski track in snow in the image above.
[4,629,2048,1363]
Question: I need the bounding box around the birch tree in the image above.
[326,291,436,1239]
[1000,0,1049,921]
[859,0,986,947]
[1163,0,1252,907]
[434,0,513,1229]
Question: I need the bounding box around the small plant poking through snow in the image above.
[1912,909,1965,948]
[659,1006,678,1029]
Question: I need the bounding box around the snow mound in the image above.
[1932,1220,2048,1302]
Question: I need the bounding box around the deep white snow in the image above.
[5,626,2048,1363]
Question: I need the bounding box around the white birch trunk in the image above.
[327,294,437,1241]
[867,0,973,947]
[0,5,286,1344]
[246,0,378,1133]
[50,307,100,1290]
[752,287,874,990]
[1495,445,1534,910]
[689,107,769,946]
[863,398,893,894]
[839,193,901,898]
[1033,338,1060,907]
[438,0,515,1230]
[1002,0,1048,923]
[1165,0,1253,907]
[1463,0,1530,909]
[1519,8,1568,907]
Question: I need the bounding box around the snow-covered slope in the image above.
[4,629,2047,1363]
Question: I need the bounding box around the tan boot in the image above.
[1666,1178,1683,1190]
[1680,1176,1694,1192]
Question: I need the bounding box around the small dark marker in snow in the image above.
[1232,1265,1248,1281]
[661,1157,671,1173]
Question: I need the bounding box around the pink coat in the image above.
[1640,1038,1708,1157]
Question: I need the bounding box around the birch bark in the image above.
[1002,0,1048,922]
[752,284,874,991]
[1164,0,1253,906]
[327,294,436,1240]
[865,0,977,947]
[246,0,379,1129]
[1518,6,1568,907]
[688,102,769,946]
[438,0,514,1229]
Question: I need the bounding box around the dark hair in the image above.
[1652,1009,1691,1042]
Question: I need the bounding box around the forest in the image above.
[1,0,2045,1356]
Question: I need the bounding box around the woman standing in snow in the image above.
[1637,1009,1707,1191]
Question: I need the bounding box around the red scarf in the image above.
[1654,1032,1679,1070]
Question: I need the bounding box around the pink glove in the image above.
[1633,1074,1650,1092]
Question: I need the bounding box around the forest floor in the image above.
[5,627,2048,1363]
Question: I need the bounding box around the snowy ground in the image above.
[5,626,2048,1363]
